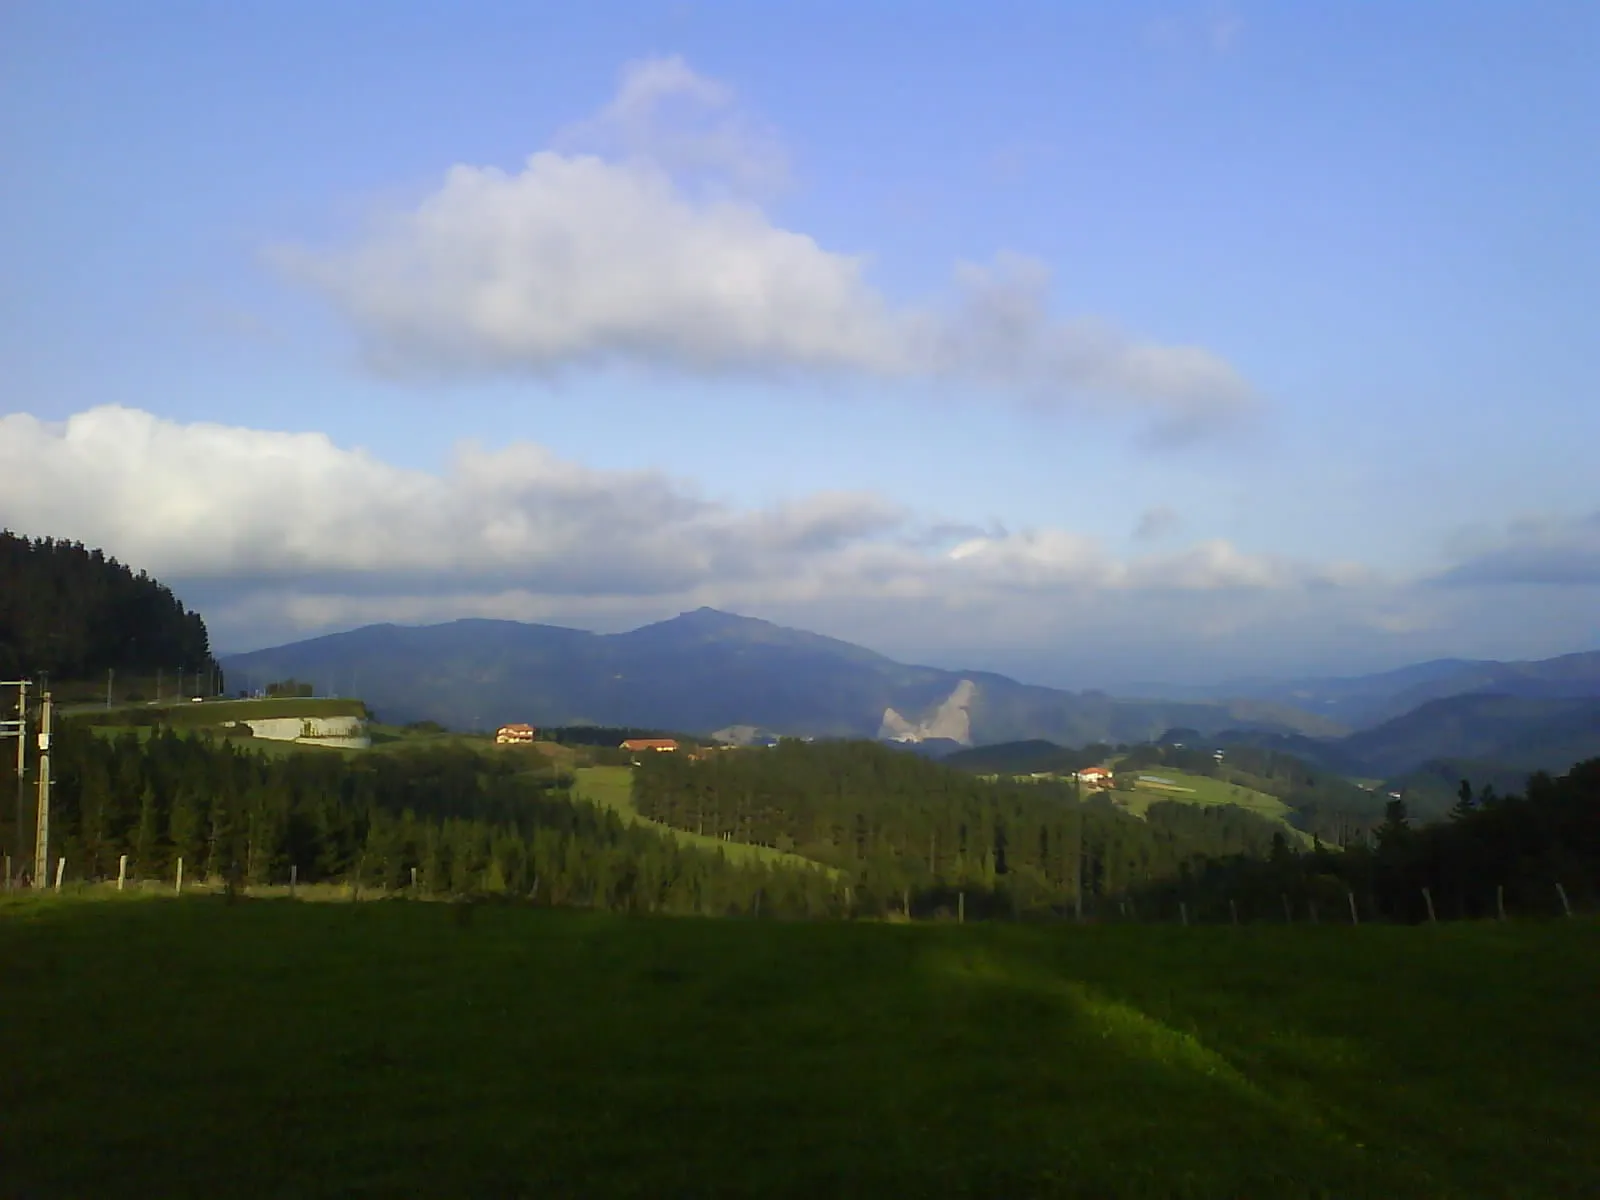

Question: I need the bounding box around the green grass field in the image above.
[1121,768,1292,818]
[574,765,835,874]
[0,897,1595,1198]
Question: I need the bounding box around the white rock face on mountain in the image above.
[879,679,978,745]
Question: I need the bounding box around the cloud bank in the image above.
[1,406,1401,677]
[280,56,1256,435]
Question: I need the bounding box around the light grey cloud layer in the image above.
[3,406,1387,673]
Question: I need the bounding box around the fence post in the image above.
[290,863,297,898]
[118,854,128,892]
[175,857,184,895]
[1422,886,1436,923]
[1496,884,1506,921]
[1556,882,1572,918]
[3,855,9,891]
[1180,901,1189,927]
[54,856,65,892]
[1347,891,1359,925]
[1282,893,1292,923]
[958,891,965,924]
[411,866,418,891]
[1309,899,1319,925]
[1229,899,1238,926]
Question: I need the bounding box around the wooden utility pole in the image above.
[4,680,27,881]
[33,692,51,888]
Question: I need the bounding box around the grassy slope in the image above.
[1097,766,1314,844]
[573,765,834,875]
[1120,767,1293,820]
[1,897,1595,1199]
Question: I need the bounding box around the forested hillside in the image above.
[0,531,212,681]
[944,737,1387,839]
[633,741,1288,917]
[19,723,840,916]
[1157,760,1600,923]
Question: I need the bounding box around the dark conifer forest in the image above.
[19,724,843,916]
[635,740,1292,917]
[0,531,212,680]
[633,740,1600,922]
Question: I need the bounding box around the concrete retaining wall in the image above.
[235,715,371,750]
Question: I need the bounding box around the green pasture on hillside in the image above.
[1121,768,1301,822]
[574,765,832,874]
[1,897,1595,1198]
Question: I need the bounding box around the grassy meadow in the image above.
[1120,767,1290,817]
[2,896,1596,1198]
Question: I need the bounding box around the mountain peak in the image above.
[637,607,774,635]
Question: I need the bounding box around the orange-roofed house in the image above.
[1074,766,1113,786]
[620,738,679,753]
[496,723,538,745]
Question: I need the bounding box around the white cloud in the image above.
[4,407,1366,665]
[15,407,1596,682]
[279,57,1257,436]
[553,54,788,194]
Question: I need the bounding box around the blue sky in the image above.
[2,1,1597,687]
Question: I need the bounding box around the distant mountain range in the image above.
[221,610,1600,784]
[1131,652,1600,729]
[220,608,1343,747]
[1215,694,1600,781]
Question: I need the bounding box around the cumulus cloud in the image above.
[0,407,909,598]
[5,407,1357,659]
[279,57,1256,435]
[1434,511,1600,585]
[552,54,788,194]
